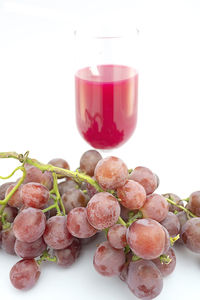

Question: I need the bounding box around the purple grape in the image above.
[93,241,125,276]
[13,207,46,243]
[127,260,163,300]
[54,238,81,267]
[2,226,16,255]
[181,218,200,253]
[43,215,73,249]
[152,247,176,277]
[10,259,40,290]
[160,212,180,237]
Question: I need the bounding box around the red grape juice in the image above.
[75,65,138,149]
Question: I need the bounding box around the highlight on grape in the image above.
[0,150,199,299]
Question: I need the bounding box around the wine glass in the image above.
[74,30,139,150]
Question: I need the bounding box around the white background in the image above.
[0,0,200,299]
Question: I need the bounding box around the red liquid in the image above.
[75,65,138,149]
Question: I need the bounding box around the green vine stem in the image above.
[0,166,26,206]
[37,250,57,265]
[165,198,197,218]
[0,152,103,192]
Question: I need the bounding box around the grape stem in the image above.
[37,250,57,265]
[0,166,26,206]
[49,172,65,215]
[165,198,197,218]
[0,152,103,192]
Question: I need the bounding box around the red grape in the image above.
[107,224,127,249]
[152,247,176,277]
[5,184,23,208]
[127,260,163,300]
[94,156,128,190]
[127,219,166,259]
[21,183,49,209]
[10,259,40,290]
[80,150,102,176]
[160,212,180,237]
[129,166,158,195]
[58,180,77,196]
[24,165,53,190]
[187,191,200,216]
[54,238,81,267]
[67,207,97,238]
[86,192,120,230]
[43,215,73,249]
[13,207,46,243]
[0,182,15,200]
[2,227,16,255]
[15,237,47,259]
[181,218,200,253]
[48,158,70,170]
[93,241,125,276]
[117,180,146,210]
[61,189,88,214]
[140,193,169,222]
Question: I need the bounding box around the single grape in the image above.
[80,150,102,176]
[140,193,169,222]
[67,207,97,238]
[54,238,81,267]
[24,165,53,190]
[177,211,188,228]
[48,158,70,170]
[127,219,166,259]
[94,156,129,190]
[152,247,176,277]
[21,183,50,209]
[129,166,158,195]
[0,182,15,200]
[0,205,18,223]
[93,241,125,276]
[2,226,16,255]
[187,191,200,216]
[160,212,180,237]
[86,192,120,230]
[5,184,23,208]
[58,180,78,196]
[117,180,146,210]
[15,237,47,259]
[43,215,73,249]
[10,259,40,290]
[61,189,88,214]
[13,207,46,243]
[127,260,163,300]
[107,224,127,249]
[181,218,200,253]
[162,193,184,213]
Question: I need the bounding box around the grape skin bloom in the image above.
[13,208,46,243]
[86,192,120,230]
[93,241,125,276]
[127,260,163,300]
[94,156,129,190]
[10,259,40,290]
[127,219,166,260]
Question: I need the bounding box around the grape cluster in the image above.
[0,150,200,299]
